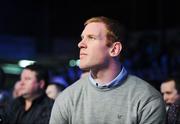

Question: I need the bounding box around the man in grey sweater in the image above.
[50,16,166,124]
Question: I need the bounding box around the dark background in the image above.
[0,0,179,56]
[0,0,179,35]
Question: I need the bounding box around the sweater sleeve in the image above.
[138,97,166,124]
[49,92,70,124]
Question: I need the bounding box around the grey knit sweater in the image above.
[50,75,166,124]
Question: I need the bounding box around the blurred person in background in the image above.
[46,76,68,100]
[161,75,180,124]
[0,68,10,124]
[161,76,180,111]
[0,90,10,109]
[4,63,54,124]
[50,16,166,124]
[0,90,10,124]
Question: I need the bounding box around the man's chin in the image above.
[166,103,172,106]
[79,64,89,70]
[22,93,29,98]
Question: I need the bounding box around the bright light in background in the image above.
[18,60,36,68]
[69,59,76,67]
[69,59,80,67]
[76,59,80,67]
[2,64,22,75]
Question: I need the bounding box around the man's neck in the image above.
[24,93,42,111]
[91,61,122,84]
[25,100,32,111]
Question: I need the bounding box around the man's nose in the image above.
[163,95,168,101]
[78,39,86,48]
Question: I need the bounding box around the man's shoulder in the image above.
[124,75,165,113]
[56,76,88,100]
[125,75,161,97]
[127,75,155,88]
[64,75,88,92]
[36,94,54,107]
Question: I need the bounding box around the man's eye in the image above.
[88,36,96,40]
[25,77,31,80]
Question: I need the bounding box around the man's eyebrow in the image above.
[81,34,98,38]
[87,34,96,37]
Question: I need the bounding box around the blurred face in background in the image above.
[161,80,179,106]
[20,69,44,100]
[46,84,61,100]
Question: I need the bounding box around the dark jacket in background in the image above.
[4,92,54,124]
[166,98,180,124]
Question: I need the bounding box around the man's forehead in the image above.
[82,22,107,34]
[21,69,36,76]
[161,80,176,90]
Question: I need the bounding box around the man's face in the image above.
[160,80,178,105]
[78,22,111,70]
[20,69,42,99]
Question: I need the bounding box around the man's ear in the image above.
[39,80,45,89]
[109,42,122,57]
